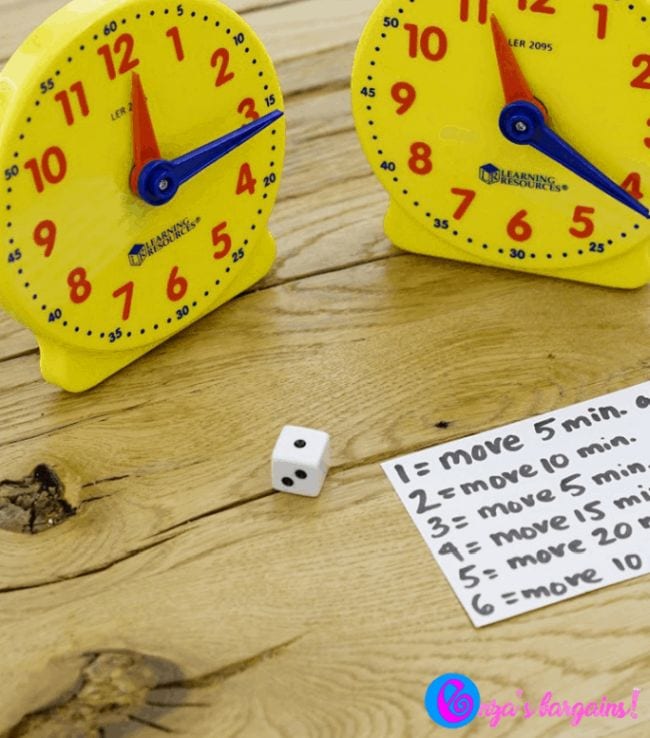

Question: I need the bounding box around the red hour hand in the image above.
[490,14,547,118]
[130,72,161,195]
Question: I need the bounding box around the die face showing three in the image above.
[272,426,331,497]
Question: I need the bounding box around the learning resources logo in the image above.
[424,674,641,730]
[128,216,201,267]
[479,163,569,192]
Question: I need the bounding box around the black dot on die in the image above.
[282,477,294,487]
[295,470,308,480]
[294,439,306,448]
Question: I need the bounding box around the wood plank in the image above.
[0,256,647,591]
[0,462,648,735]
[0,0,648,736]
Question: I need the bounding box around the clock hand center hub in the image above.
[137,160,179,207]
[499,101,545,146]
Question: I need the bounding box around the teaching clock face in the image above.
[0,0,285,390]
[352,0,650,288]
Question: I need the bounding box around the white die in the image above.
[272,426,331,497]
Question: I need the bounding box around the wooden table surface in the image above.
[1,1,649,736]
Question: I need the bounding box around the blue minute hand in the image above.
[499,101,650,219]
[137,109,284,206]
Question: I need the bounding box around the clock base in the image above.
[38,231,277,393]
[385,202,650,290]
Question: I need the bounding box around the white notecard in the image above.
[381,382,650,627]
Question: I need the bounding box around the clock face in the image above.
[0,0,285,350]
[352,0,650,273]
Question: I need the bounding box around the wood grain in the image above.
[0,1,649,737]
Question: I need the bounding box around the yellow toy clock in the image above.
[352,0,650,289]
[0,0,285,392]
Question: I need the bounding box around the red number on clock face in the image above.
[212,222,232,259]
[211,48,235,87]
[404,24,448,61]
[569,206,596,239]
[166,27,185,62]
[33,220,57,257]
[507,210,533,242]
[459,0,488,24]
[408,142,433,175]
[24,146,67,193]
[97,33,140,80]
[631,55,650,89]
[236,163,257,195]
[622,173,643,200]
[645,119,650,149]
[593,4,608,40]
[54,82,90,126]
[167,266,188,302]
[238,98,260,121]
[391,82,416,115]
[68,267,92,304]
[450,188,476,220]
[113,281,134,321]
[518,0,555,13]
